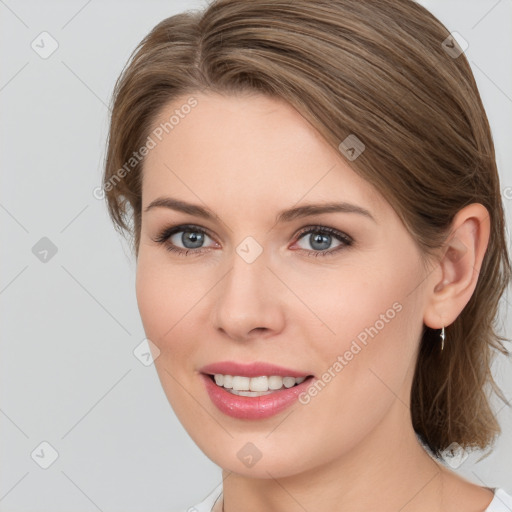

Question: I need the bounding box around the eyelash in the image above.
[152,224,353,258]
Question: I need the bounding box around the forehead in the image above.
[141,91,385,217]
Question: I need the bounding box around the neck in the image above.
[219,400,447,512]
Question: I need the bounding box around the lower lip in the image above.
[200,373,315,420]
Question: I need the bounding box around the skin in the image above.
[135,91,494,512]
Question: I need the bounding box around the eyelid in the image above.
[152,223,353,256]
[153,223,214,242]
[294,225,353,244]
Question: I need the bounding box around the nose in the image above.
[211,247,286,342]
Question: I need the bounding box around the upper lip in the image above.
[199,361,313,378]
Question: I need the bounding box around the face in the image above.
[136,91,431,478]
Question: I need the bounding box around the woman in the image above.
[102,0,512,510]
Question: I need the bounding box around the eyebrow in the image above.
[144,197,376,223]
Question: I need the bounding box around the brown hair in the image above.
[102,0,511,457]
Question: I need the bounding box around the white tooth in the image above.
[283,376,296,388]
[232,376,250,391]
[249,376,269,391]
[213,374,307,392]
[268,376,284,390]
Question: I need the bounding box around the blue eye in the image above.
[293,226,353,257]
[153,225,216,256]
[152,224,353,257]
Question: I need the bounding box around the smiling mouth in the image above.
[205,373,315,396]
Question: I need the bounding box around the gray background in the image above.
[1,1,511,511]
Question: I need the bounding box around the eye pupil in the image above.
[183,231,204,249]
[310,232,331,250]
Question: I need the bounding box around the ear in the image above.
[423,203,490,330]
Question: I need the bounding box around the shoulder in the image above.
[173,486,223,512]
[485,488,512,512]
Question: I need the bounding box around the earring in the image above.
[440,326,445,351]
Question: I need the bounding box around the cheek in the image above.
[135,259,171,345]
[280,275,422,467]
[296,251,423,409]
[135,256,203,414]
[287,256,418,352]
[135,253,205,348]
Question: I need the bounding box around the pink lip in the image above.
[200,373,315,420]
[199,361,312,378]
